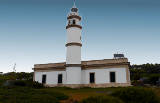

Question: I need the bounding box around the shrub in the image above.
[32,81,44,88]
[14,80,26,86]
[111,87,160,103]
[0,79,5,86]
[0,87,68,103]
[3,80,44,88]
[80,96,124,103]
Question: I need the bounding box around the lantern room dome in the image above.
[71,7,78,12]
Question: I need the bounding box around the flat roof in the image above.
[34,58,129,71]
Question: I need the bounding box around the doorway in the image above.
[90,73,95,83]
[110,72,116,83]
[58,74,63,84]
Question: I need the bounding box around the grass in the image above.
[0,86,68,103]
[45,87,160,102]
[0,86,160,103]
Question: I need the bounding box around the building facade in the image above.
[33,3,131,88]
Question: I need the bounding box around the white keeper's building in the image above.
[33,4,131,88]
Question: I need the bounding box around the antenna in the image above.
[13,63,16,72]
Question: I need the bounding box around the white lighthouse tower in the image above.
[66,2,82,84]
[34,1,131,87]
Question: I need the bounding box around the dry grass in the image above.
[47,87,160,103]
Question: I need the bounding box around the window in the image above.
[90,73,95,83]
[110,72,116,83]
[73,20,76,25]
[68,20,71,25]
[58,74,63,84]
[42,74,46,84]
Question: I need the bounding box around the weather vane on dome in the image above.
[71,0,78,12]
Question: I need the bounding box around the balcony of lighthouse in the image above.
[68,12,79,17]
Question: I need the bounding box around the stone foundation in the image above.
[45,83,131,88]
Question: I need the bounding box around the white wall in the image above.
[35,68,127,85]
[35,71,66,84]
[66,46,81,64]
[66,67,81,84]
[66,23,82,65]
[66,27,81,44]
[81,68,127,84]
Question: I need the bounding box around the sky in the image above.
[0,0,160,73]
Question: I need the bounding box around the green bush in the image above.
[111,87,160,103]
[0,79,5,86]
[14,80,26,86]
[0,87,68,103]
[80,96,124,103]
[3,80,44,88]
[32,81,44,88]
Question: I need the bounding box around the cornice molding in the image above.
[66,42,82,47]
[65,64,81,67]
[67,15,81,21]
[33,58,130,71]
[66,24,82,29]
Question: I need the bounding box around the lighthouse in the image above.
[33,1,131,88]
[65,2,82,84]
